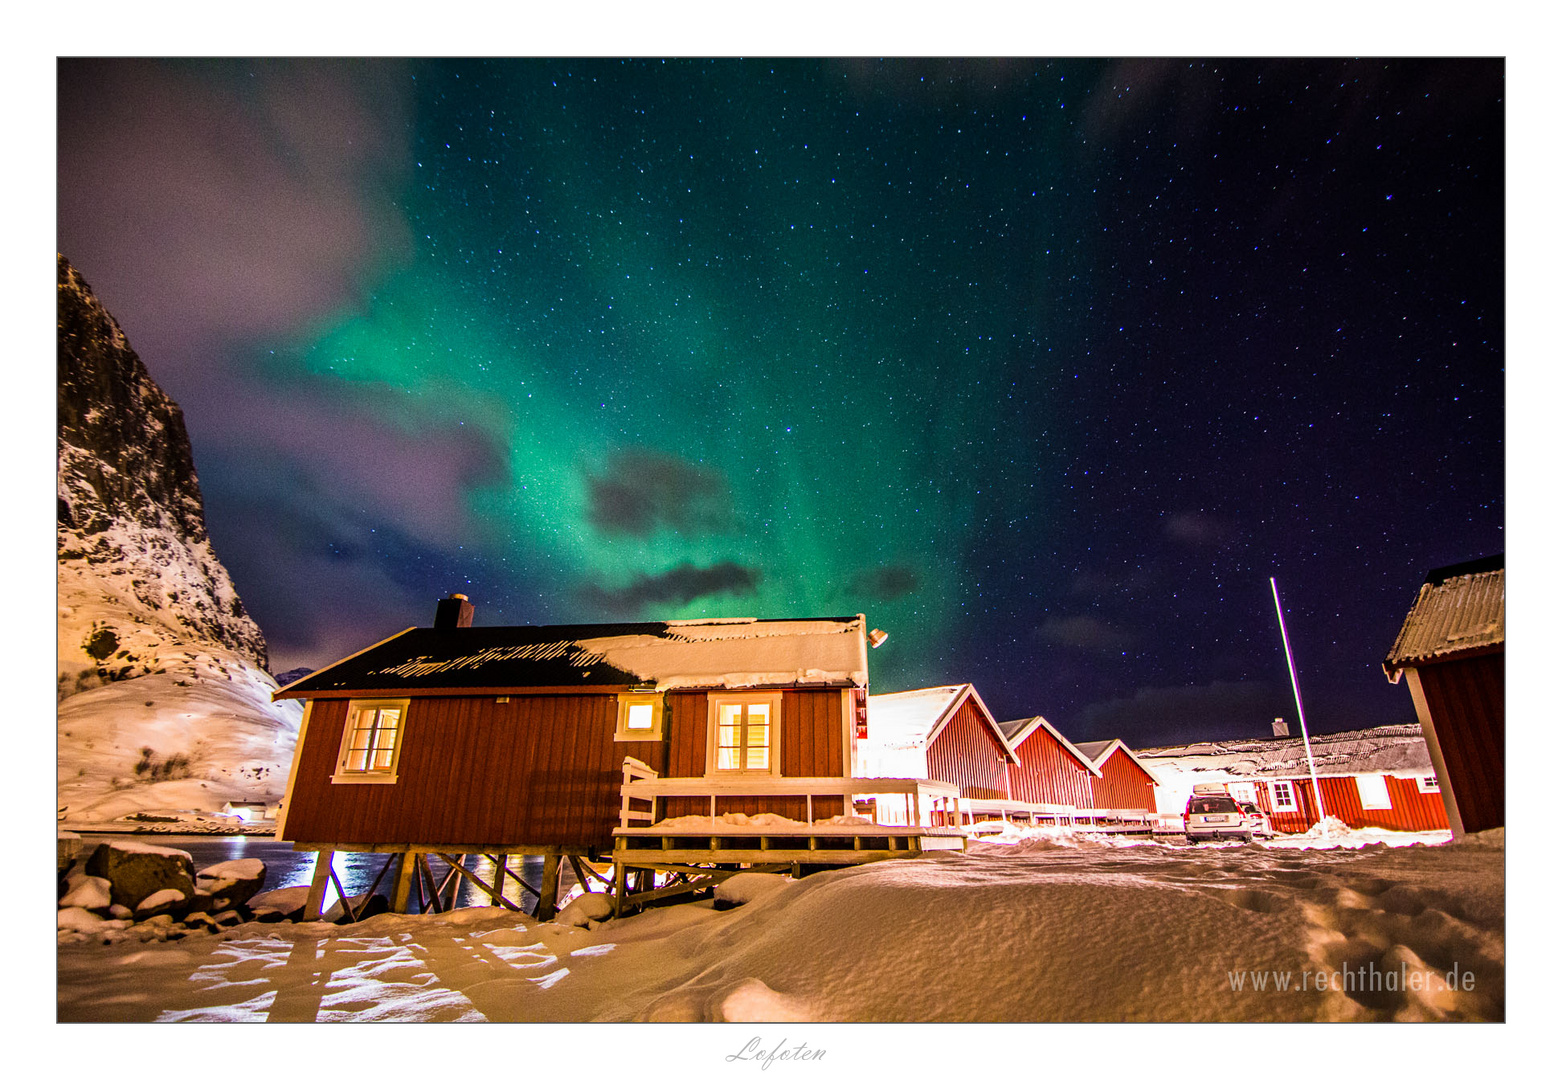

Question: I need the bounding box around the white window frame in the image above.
[1418,774,1441,793]
[1355,773,1393,810]
[1270,780,1297,811]
[331,698,410,784]
[705,691,783,777]
[615,692,665,741]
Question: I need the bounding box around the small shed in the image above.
[1383,555,1505,838]
[1074,739,1160,813]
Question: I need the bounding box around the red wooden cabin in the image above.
[275,597,873,916]
[997,715,1099,810]
[1383,555,1504,838]
[1074,739,1160,813]
[863,685,1016,801]
[1238,772,1450,834]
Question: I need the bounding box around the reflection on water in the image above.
[78,835,550,914]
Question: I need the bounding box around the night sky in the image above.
[56,58,1505,748]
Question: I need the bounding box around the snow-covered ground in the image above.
[57,824,1503,1026]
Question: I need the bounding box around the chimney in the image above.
[1272,717,1290,738]
[435,593,474,630]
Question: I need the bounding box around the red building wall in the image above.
[1089,749,1158,812]
[1253,774,1450,833]
[1415,652,1504,834]
[1005,728,1095,808]
[926,697,1012,800]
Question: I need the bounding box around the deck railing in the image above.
[957,797,1171,834]
[617,757,961,830]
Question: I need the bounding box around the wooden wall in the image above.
[1089,749,1158,812]
[1252,774,1450,833]
[1005,726,1095,808]
[282,687,855,848]
[926,697,1011,800]
[1416,652,1505,834]
[280,693,627,850]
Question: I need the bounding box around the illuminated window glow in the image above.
[707,693,781,775]
[615,693,665,741]
[333,699,409,783]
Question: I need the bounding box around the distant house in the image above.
[1074,739,1160,813]
[863,685,1016,802]
[275,597,961,919]
[1383,555,1505,838]
[1137,725,1450,834]
[220,801,270,822]
[998,716,1099,810]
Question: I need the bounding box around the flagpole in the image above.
[1270,577,1328,825]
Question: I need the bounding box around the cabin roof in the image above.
[1383,558,1504,677]
[866,684,1018,763]
[997,715,1103,775]
[275,616,868,698]
[1074,738,1158,780]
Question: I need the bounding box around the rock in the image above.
[59,874,113,914]
[213,910,245,928]
[556,891,615,927]
[195,858,267,907]
[136,888,189,920]
[108,904,132,920]
[58,907,105,933]
[182,911,219,933]
[248,886,310,922]
[86,840,195,911]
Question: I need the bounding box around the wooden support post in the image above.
[303,849,334,921]
[491,855,508,906]
[535,853,561,921]
[391,852,416,913]
[440,853,464,909]
[612,860,626,919]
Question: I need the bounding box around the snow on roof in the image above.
[277,616,869,696]
[865,685,967,748]
[1135,724,1434,779]
[1384,561,1504,676]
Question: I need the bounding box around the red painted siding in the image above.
[926,697,1011,800]
[281,693,626,850]
[1416,653,1504,833]
[1252,774,1450,833]
[1090,749,1158,811]
[1006,727,1095,808]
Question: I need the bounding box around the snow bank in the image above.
[714,872,792,907]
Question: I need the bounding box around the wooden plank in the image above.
[536,853,562,920]
[303,849,334,921]
[391,852,415,913]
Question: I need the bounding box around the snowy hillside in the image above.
[56,254,300,821]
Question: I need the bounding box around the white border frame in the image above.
[615,692,666,741]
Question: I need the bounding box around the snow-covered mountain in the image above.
[57,254,301,823]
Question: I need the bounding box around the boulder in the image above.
[248,886,310,923]
[58,907,105,933]
[86,840,195,911]
[182,911,220,933]
[135,888,189,920]
[194,858,267,907]
[556,891,615,927]
[59,874,113,915]
[213,910,245,928]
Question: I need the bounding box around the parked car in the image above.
[1182,793,1252,843]
[1236,801,1273,838]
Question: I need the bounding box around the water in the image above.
[77,834,553,915]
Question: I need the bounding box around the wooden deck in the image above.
[957,797,1167,835]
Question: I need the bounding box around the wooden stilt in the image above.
[433,852,523,912]
[536,853,562,921]
[438,854,463,909]
[612,860,626,919]
[391,852,416,913]
[417,854,442,914]
[303,849,334,921]
[491,854,508,906]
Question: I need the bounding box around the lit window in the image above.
[1355,774,1392,810]
[333,700,409,783]
[615,693,665,741]
[707,693,782,775]
[1271,780,1296,810]
[1418,774,1441,793]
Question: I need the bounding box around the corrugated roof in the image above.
[276,616,868,697]
[1383,566,1504,674]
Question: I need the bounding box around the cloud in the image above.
[579,562,760,617]
[57,58,413,376]
[1164,511,1239,548]
[851,564,921,602]
[1035,615,1135,653]
[585,449,735,537]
